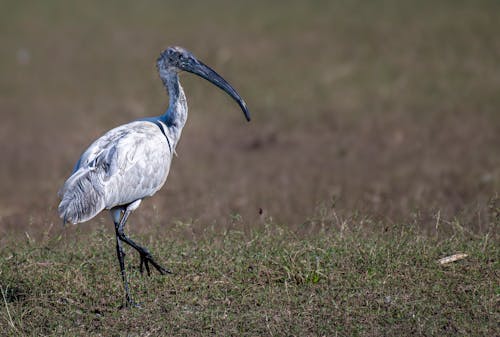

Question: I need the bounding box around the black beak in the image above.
[181,59,251,122]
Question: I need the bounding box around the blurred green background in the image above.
[0,0,498,236]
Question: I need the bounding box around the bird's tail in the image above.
[58,168,106,224]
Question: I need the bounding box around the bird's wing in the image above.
[74,123,138,173]
[59,121,171,223]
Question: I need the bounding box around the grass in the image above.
[0,218,498,336]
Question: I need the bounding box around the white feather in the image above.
[58,121,173,224]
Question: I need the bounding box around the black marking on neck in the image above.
[152,121,173,154]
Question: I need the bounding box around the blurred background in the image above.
[0,0,498,237]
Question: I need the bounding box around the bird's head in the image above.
[157,46,195,71]
[157,46,250,122]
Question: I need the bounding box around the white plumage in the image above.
[59,121,172,224]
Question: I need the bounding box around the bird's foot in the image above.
[139,252,172,276]
[139,254,151,276]
[119,297,141,309]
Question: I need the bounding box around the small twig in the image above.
[438,253,468,265]
[1,286,17,331]
[434,210,441,236]
[482,233,489,253]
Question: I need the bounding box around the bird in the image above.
[58,46,250,307]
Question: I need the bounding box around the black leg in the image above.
[114,231,135,307]
[117,209,172,276]
[113,212,139,308]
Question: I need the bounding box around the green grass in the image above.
[1,220,497,336]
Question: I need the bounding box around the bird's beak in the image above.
[181,59,251,122]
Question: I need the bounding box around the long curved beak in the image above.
[181,59,251,122]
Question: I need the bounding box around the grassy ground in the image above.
[1,219,498,336]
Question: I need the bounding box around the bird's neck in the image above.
[159,70,188,146]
